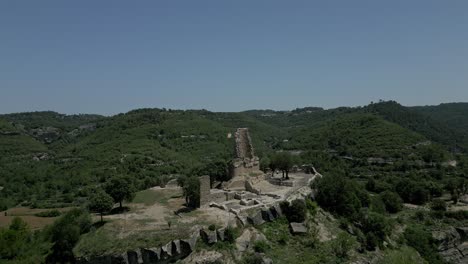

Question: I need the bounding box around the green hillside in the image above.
[412,103,468,145]
[0,103,466,211]
[365,101,467,151]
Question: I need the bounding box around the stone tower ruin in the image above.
[227,128,261,190]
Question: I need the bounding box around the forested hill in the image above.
[365,101,468,152]
[1,101,468,210]
[411,102,468,140]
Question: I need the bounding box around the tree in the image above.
[260,157,270,173]
[0,217,30,259]
[380,191,403,213]
[88,189,114,222]
[182,176,200,208]
[430,199,447,212]
[45,208,91,263]
[271,152,294,179]
[105,175,136,209]
[395,179,429,205]
[281,199,307,223]
[332,232,355,259]
[315,173,368,217]
[404,225,445,264]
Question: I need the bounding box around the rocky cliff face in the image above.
[432,226,468,264]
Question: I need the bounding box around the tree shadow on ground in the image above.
[91,220,107,229]
[109,206,131,215]
[174,207,195,215]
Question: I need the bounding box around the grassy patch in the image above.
[378,246,426,264]
[74,223,190,257]
[259,217,342,264]
[132,189,179,206]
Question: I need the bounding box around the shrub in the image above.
[288,199,307,222]
[445,210,468,220]
[395,180,429,205]
[45,208,92,264]
[380,191,403,213]
[35,210,61,217]
[305,199,318,216]
[241,253,264,264]
[332,232,355,259]
[280,199,307,223]
[404,225,445,264]
[430,199,447,212]
[253,240,270,253]
[224,226,238,243]
[358,211,392,250]
[315,174,368,218]
[208,224,216,231]
[370,196,386,214]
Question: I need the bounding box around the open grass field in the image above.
[132,187,183,206]
[0,207,74,229]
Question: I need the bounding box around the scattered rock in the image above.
[183,250,224,264]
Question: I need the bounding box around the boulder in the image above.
[180,239,195,257]
[236,214,248,227]
[271,204,283,217]
[172,240,182,255]
[126,249,143,264]
[248,211,265,226]
[289,222,307,235]
[261,208,275,222]
[251,229,267,242]
[160,242,172,260]
[432,227,461,251]
[439,247,464,264]
[217,228,226,241]
[458,242,468,256]
[141,247,161,263]
[236,229,252,252]
[200,229,218,244]
[456,227,468,240]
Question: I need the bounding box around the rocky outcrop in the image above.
[77,230,200,264]
[235,228,266,253]
[432,226,468,264]
[30,127,61,143]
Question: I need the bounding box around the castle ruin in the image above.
[226,128,262,190]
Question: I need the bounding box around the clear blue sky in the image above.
[1,1,467,115]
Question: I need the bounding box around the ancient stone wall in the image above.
[199,175,211,207]
[235,128,254,159]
